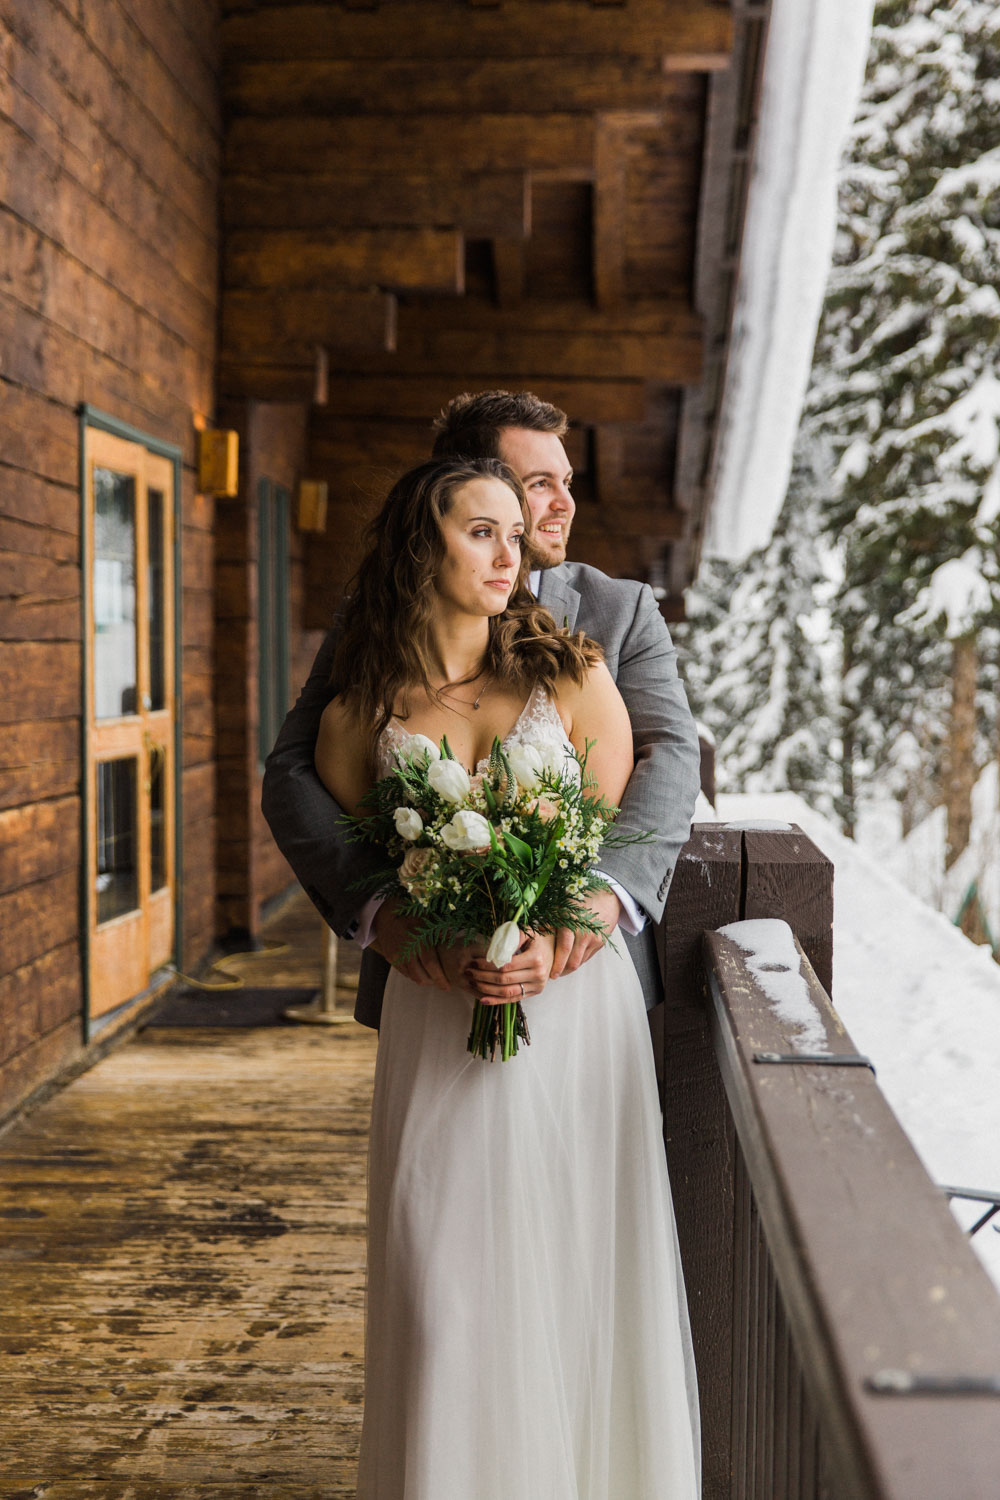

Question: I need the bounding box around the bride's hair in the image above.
[329,457,602,751]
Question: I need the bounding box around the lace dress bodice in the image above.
[374,681,576,779]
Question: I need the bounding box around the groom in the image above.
[261,390,701,1026]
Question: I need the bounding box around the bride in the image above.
[315,456,700,1499]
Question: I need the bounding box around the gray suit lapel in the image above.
[535,568,581,633]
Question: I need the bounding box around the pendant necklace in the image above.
[443,671,491,711]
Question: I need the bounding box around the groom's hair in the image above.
[431,390,568,460]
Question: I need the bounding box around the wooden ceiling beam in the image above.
[222,4,732,66]
[571,506,686,541]
[225,114,597,175]
[319,325,702,383]
[222,288,397,357]
[399,297,701,339]
[303,373,650,425]
[224,228,464,293]
[218,367,650,423]
[224,171,532,238]
[224,57,709,118]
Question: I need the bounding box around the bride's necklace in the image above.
[440,671,491,711]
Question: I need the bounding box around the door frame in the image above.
[78,404,184,1043]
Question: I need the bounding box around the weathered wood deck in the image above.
[0,895,375,1498]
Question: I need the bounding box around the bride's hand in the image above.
[465,930,555,1005]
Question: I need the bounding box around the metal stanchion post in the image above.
[284,926,356,1026]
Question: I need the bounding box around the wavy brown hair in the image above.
[330,457,601,754]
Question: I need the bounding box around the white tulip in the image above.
[440,809,492,852]
[486,920,522,968]
[507,742,543,790]
[393,806,424,840]
[533,736,572,775]
[428,757,471,803]
[396,732,441,764]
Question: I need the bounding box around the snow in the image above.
[705,791,1000,1293]
[900,549,994,639]
[883,760,1000,953]
[703,0,875,561]
[717,917,829,1051]
[721,818,793,832]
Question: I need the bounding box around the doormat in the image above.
[149,986,321,1028]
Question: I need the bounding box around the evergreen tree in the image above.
[679,447,840,815]
[811,0,1000,824]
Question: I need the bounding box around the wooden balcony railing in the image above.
[658,825,1000,1499]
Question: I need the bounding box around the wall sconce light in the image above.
[198,429,239,496]
[297,479,329,533]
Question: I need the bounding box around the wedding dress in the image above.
[356,685,701,1499]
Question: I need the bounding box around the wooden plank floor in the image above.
[0,895,376,1498]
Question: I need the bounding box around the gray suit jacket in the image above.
[261,561,701,1027]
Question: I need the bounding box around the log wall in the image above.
[0,0,222,1120]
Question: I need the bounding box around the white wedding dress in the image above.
[356,686,701,1499]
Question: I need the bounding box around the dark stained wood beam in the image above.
[224,171,531,238]
[594,115,629,310]
[401,296,701,339]
[223,228,464,293]
[222,288,397,357]
[571,504,686,541]
[225,114,597,175]
[322,324,703,383]
[303,374,650,425]
[222,3,732,67]
[223,57,710,117]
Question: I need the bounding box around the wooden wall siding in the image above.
[213,401,309,941]
[219,0,732,617]
[0,0,222,1121]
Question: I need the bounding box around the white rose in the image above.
[486,920,522,968]
[393,806,423,840]
[396,732,441,764]
[506,742,543,790]
[428,757,471,803]
[440,810,492,852]
[399,846,436,897]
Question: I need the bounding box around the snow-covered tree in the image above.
[679,446,841,816]
[812,0,1000,832]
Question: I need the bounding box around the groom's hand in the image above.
[549,889,622,979]
[371,902,478,991]
[372,901,450,989]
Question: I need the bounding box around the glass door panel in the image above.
[93,469,138,720]
[96,757,139,921]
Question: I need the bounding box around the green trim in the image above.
[171,446,184,987]
[78,410,93,1043]
[256,478,291,770]
[78,407,184,1043]
[274,482,291,739]
[78,403,183,463]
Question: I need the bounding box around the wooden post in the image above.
[657,825,742,1498]
[658,821,835,1497]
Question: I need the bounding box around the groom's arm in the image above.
[599,585,701,923]
[261,625,383,936]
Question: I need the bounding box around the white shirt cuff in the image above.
[600,875,647,936]
[353,894,385,948]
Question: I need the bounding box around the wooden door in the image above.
[84,430,176,1018]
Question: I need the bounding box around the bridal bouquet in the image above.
[348,731,643,1061]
